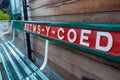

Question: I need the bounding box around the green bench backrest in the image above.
[12,20,120,63]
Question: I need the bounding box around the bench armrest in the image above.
[0,21,13,40]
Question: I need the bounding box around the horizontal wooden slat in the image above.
[33,43,120,80]
[28,0,34,3]
[30,11,120,23]
[35,53,79,80]
[29,0,69,9]
[33,45,98,79]
[29,0,120,16]
[31,36,120,80]
[32,36,120,68]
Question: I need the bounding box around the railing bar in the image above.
[0,49,14,80]
[0,71,2,80]
[5,42,38,80]
[0,44,24,79]
[8,41,49,80]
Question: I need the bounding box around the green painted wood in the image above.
[4,42,38,80]
[0,49,15,80]
[0,44,24,80]
[8,41,49,80]
[12,20,120,63]
[0,42,49,80]
[0,70,2,80]
[12,20,120,32]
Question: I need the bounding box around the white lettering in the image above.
[80,29,91,47]
[25,24,30,31]
[46,26,50,36]
[33,24,36,32]
[30,24,32,31]
[95,32,113,51]
[67,29,77,43]
[37,25,41,34]
[57,28,64,40]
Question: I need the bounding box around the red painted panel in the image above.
[24,23,120,56]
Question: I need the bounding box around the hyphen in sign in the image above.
[24,23,120,56]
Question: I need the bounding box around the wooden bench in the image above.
[0,21,49,80]
[0,20,120,79]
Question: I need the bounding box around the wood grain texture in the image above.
[30,12,120,23]
[35,53,79,80]
[20,0,120,79]
[28,0,35,3]
[29,0,120,16]
[31,36,120,69]
[31,36,120,80]
[29,0,69,9]
[33,44,98,79]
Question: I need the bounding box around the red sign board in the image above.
[24,23,120,56]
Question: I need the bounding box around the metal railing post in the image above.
[22,0,32,61]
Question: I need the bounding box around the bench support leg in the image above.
[40,40,49,71]
[22,0,33,61]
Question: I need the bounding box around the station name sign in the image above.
[24,23,120,56]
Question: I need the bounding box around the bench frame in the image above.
[0,20,120,79]
[12,20,120,63]
[0,21,49,80]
